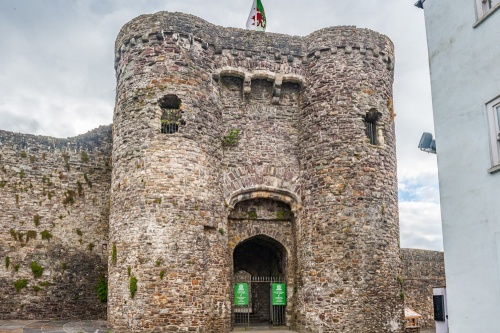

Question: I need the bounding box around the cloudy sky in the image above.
[0,0,443,251]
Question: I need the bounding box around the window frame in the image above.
[474,0,500,27]
[486,96,500,173]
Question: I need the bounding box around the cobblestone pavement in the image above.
[0,320,109,333]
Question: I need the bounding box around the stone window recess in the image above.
[475,0,500,20]
[486,96,500,171]
[159,94,185,134]
[364,109,384,145]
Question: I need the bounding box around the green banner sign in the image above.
[234,283,249,306]
[272,283,286,305]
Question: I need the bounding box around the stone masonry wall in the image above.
[0,126,112,319]
[402,249,445,328]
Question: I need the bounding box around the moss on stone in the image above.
[9,228,17,241]
[112,243,117,264]
[247,211,258,219]
[63,190,75,205]
[62,153,70,171]
[77,180,83,196]
[33,214,41,226]
[14,279,28,292]
[26,230,37,242]
[129,276,138,298]
[84,173,93,188]
[31,261,44,278]
[81,151,89,163]
[40,230,52,241]
[96,276,108,303]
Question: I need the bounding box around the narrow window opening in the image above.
[486,97,500,170]
[364,108,382,145]
[475,0,500,20]
[159,94,183,134]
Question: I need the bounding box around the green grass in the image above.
[33,214,42,227]
[130,276,138,298]
[30,261,44,278]
[14,279,28,292]
[96,276,108,303]
[40,230,53,241]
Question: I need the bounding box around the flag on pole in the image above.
[246,0,267,31]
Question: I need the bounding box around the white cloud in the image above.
[399,201,443,251]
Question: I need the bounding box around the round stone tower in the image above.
[110,11,403,333]
[297,27,401,332]
[110,13,230,332]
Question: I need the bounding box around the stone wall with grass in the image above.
[0,126,112,319]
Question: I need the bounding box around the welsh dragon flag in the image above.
[246,0,266,31]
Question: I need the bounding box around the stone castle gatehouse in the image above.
[0,11,404,333]
[110,11,401,332]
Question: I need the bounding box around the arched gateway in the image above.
[228,197,296,328]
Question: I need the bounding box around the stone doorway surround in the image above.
[228,195,297,329]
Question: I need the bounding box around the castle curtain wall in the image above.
[0,127,111,320]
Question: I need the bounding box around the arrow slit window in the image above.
[486,96,500,171]
[364,109,382,145]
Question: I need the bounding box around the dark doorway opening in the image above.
[233,235,287,327]
[234,235,285,277]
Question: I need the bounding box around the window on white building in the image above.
[486,96,500,171]
[475,0,500,19]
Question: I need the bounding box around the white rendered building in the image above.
[418,0,500,331]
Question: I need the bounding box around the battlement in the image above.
[114,12,394,84]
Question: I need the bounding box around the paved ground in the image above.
[0,320,437,333]
[0,320,109,333]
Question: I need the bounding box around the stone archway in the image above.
[234,234,287,277]
[228,197,296,328]
[233,235,288,327]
